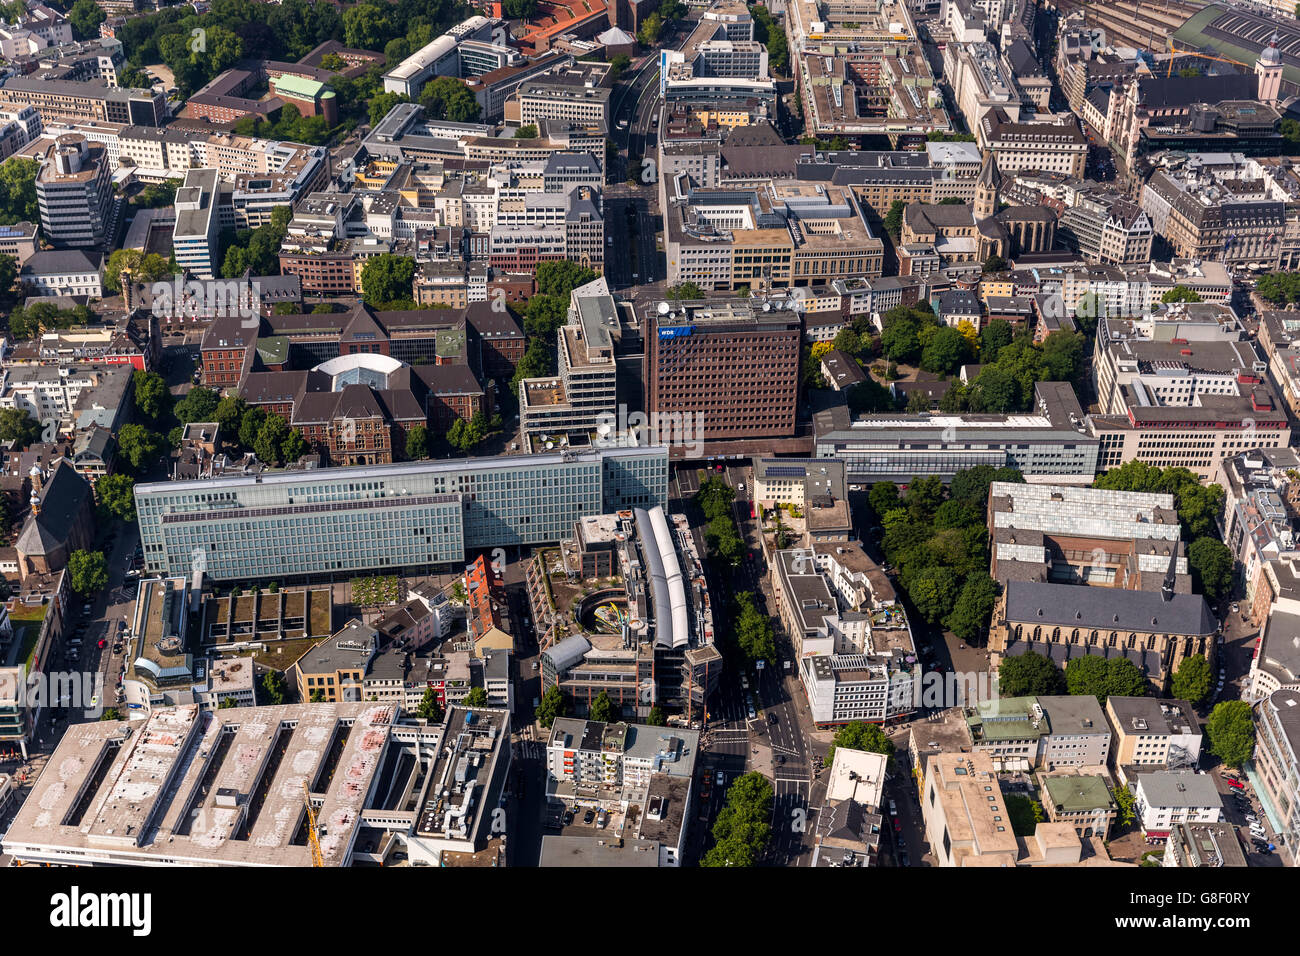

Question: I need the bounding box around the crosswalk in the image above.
[515,740,547,761]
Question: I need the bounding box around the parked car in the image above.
[899,851,910,866]
[716,770,725,786]
[583,809,596,825]
[1228,779,1246,790]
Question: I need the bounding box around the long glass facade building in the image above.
[136,447,669,582]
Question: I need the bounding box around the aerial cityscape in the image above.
[0,0,1294,888]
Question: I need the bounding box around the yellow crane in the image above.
[1166,46,1251,79]
[303,782,324,868]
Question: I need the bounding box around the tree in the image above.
[463,686,489,707]
[310,690,327,703]
[1065,655,1145,702]
[946,573,998,643]
[173,386,219,424]
[998,651,1065,697]
[361,254,417,306]
[218,697,239,709]
[882,199,905,239]
[0,157,39,225]
[68,550,108,595]
[705,514,744,564]
[1105,657,1148,698]
[702,771,773,867]
[666,282,704,300]
[983,254,1007,273]
[282,428,310,463]
[117,423,166,473]
[1206,700,1255,768]
[419,75,480,122]
[514,124,538,138]
[0,406,40,447]
[646,705,666,726]
[1171,654,1212,705]
[920,326,971,375]
[589,690,616,722]
[909,566,960,624]
[695,476,736,521]
[734,592,776,666]
[0,252,15,303]
[132,370,171,424]
[104,249,172,294]
[416,687,444,723]
[980,318,1013,362]
[637,11,663,45]
[70,0,107,38]
[96,473,136,523]
[214,396,248,435]
[868,481,901,519]
[1189,536,1234,602]
[536,685,566,727]
[254,414,290,465]
[825,720,896,765]
[1161,285,1203,304]
[260,670,286,706]
[238,407,267,450]
[100,708,123,722]
[1111,783,1136,827]
[504,0,539,17]
[368,90,409,127]
[405,424,431,460]
[609,53,632,79]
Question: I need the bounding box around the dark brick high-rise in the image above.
[644,302,801,441]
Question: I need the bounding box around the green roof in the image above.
[1045,775,1116,814]
[256,336,289,366]
[273,74,330,100]
[966,696,1047,742]
[436,328,466,358]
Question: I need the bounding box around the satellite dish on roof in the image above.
[657,301,671,315]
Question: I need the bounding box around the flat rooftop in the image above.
[1,702,405,866]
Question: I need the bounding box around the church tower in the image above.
[1257,32,1283,105]
[974,152,1001,221]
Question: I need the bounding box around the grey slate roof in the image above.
[16,460,91,558]
[1135,771,1222,809]
[1003,581,1216,636]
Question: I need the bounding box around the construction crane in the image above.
[1166,46,1252,79]
[303,782,324,868]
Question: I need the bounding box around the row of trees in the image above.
[209,395,311,466]
[1255,271,1300,306]
[749,3,788,74]
[871,466,1018,642]
[702,771,773,867]
[696,475,744,566]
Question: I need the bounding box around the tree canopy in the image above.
[998,651,1065,697]
[825,720,896,766]
[1171,654,1211,705]
[1206,700,1255,768]
[702,771,773,867]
